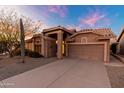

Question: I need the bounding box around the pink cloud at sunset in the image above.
[48,5,67,17]
[80,12,106,27]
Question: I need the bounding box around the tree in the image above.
[0,8,42,57]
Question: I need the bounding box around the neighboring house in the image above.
[25,26,116,62]
[117,29,124,55]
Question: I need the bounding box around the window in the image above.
[81,37,87,43]
[35,39,41,44]
[36,41,40,43]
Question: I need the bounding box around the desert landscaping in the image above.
[105,56,124,88]
[0,56,57,81]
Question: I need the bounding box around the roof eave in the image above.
[43,26,73,35]
[117,29,124,42]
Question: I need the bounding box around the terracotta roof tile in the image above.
[79,28,116,38]
[43,26,73,34]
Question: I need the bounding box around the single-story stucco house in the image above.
[25,26,116,62]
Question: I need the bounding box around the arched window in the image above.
[81,37,87,43]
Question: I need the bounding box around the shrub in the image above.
[110,43,118,54]
[12,48,43,58]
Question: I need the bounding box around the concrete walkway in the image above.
[0,58,111,88]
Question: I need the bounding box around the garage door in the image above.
[68,44,104,61]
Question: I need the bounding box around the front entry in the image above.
[42,26,73,59]
[43,31,65,59]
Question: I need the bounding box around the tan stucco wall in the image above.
[34,37,42,45]
[25,42,33,51]
[25,36,42,54]
[34,36,42,54]
[71,33,100,43]
[119,34,124,55]
[68,44,104,61]
[106,40,110,62]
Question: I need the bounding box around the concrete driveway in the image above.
[0,58,111,88]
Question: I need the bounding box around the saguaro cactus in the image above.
[20,18,25,63]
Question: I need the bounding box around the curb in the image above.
[111,53,124,63]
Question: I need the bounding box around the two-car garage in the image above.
[67,43,107,62]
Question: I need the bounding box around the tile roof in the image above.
[66,28,116,40]
[78,28,116,38]
[43,25,74,34]
[117,29,124,42]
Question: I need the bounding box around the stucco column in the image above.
[32,38,35,51]
[57,31,63,59]
[41,36,45,56]
[42,37,49,58]
[107,40,110,62]
[65,43,68,57]
[45,38,49,57]
[104,41,110,63]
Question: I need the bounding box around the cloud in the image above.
[66,7,112,31]
[66,24,81,31]
[80,12,106,27]
[47,5,67,17]
[79,7,111,28]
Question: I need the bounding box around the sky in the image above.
[0,5,124,37]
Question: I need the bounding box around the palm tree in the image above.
[20,18,25,63]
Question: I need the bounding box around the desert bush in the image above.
[12,48,43,58]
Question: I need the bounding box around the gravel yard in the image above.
[106,66,124,88]
[105,56,124,88]
[0,56,57,81]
